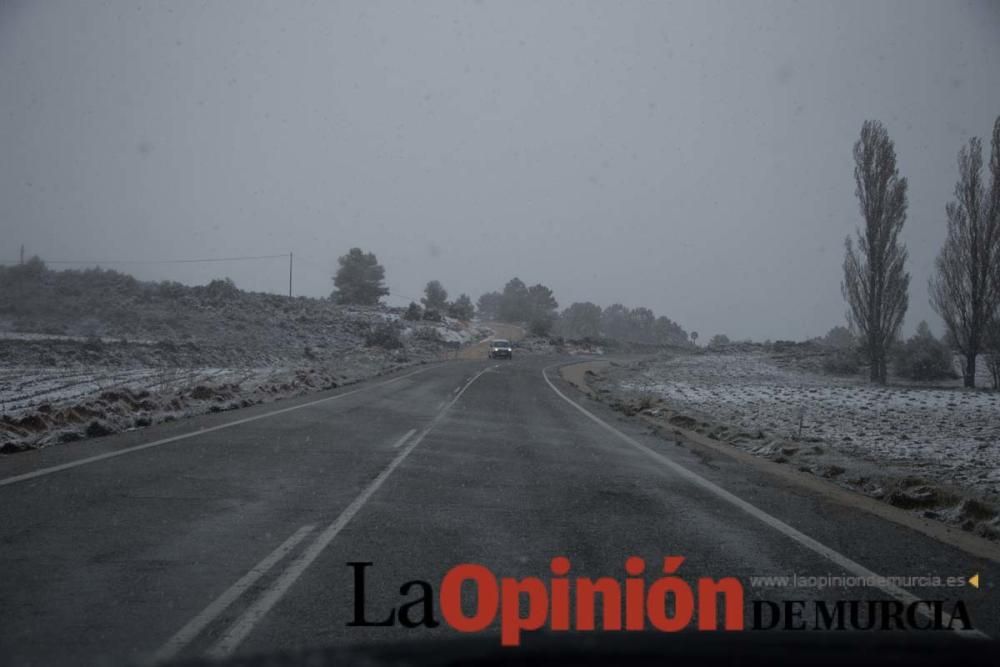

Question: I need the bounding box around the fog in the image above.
[2,0,999,341]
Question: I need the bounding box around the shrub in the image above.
[528,315,554,337]
[822,349,861,375]
[447,294,475,321]
[892,323,956,381]
[421,280,449,312]
[708,334,731,347]
[413,326,443,342]
[822,325,855,349]
[403,302,423,321]
[422,308,442,322]
[364,322,403,349]
[204,278,240,300]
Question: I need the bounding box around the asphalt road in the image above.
[0,354,997,665]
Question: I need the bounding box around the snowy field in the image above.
[595,351,999,535]
[0,354,405,452]
[0,366,233,413]
[616,353,1000,494]
[0,318,493,452]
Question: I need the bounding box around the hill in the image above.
[0,259,488,451]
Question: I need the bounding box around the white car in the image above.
[488,339,513,360]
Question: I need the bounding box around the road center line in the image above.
[391,428,417,449]
[203,365,495,658]
[0,366,431,488]
[148,524,316,664]
[542,365,989,639]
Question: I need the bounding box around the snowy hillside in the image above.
[0,265,490,452]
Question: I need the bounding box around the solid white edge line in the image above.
[205,365,495,658]
[391,428,417,449]
[542,364,989,640]
[147,524,316,665]
[0,366,431,488]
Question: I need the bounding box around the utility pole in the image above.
[288,252,293,297]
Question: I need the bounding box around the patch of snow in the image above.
[616,353,1000,499]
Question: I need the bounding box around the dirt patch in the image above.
[560,360,611,396]
[668,414,699,429]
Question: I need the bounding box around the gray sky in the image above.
[2,0,999,341]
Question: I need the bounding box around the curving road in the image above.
[0,353,997,664]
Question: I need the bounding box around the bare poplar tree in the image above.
[842,120,910,384]
[929,116,1000,388]
[993,118,1000,389]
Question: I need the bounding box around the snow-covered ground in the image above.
[401,317,488,344]
[0,318,492,453]
[0,331,154,344]
[0,366,267,412]
[0,354,402,451]
[592,351,1000,537]
[0,264,501,453]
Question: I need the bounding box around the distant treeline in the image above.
[471,277,691,346]
[4,254,694,351]
[0,258,329,340]
[1,257,248,322]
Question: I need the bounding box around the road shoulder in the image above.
[557,359,1000,565]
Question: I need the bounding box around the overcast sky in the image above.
[2,0,999,341]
